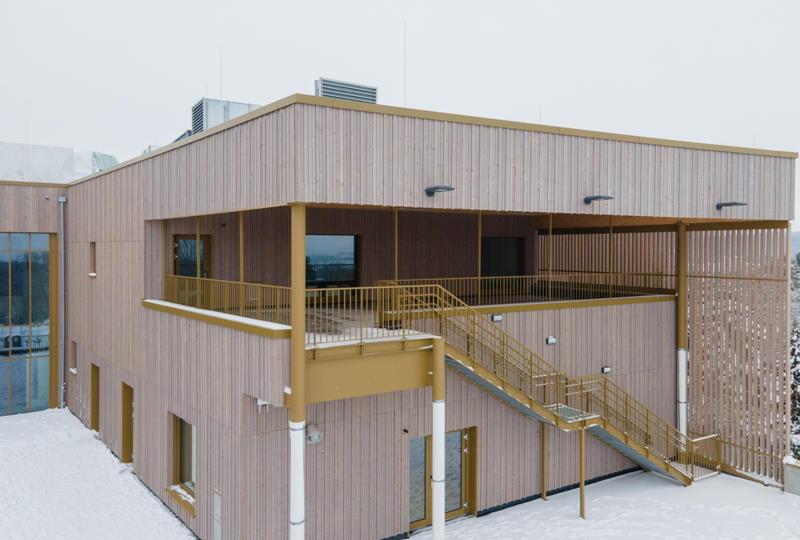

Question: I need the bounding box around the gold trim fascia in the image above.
[0,180,68,189]
[472,295,675,314]
[66,93,797,190]
[306,346,433,404]
[141,299,290,338]
[687,220,790,231]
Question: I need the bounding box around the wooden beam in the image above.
[290,204,307,421]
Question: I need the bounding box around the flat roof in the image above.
[67,93,798,189]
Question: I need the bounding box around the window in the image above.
[173,235,211,278]
[0,233,52,416]
[481,237,523,277]
[306,235,357,287]
[173,415,196,495]
[89,242,96,276]
[69,341,77,374]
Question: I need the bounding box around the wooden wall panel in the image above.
[687,227,790,481]
[0,184,63,233]
[294,104,795,220]
[497,301,677,425]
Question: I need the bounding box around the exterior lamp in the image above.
[583,195,614,205]
[716,201,747,211]
[425,185,455,197]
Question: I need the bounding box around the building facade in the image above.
[0,94,795,539]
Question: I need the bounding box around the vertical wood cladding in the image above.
[0,184,64,232]
[687,226,790,481]
[294,103,794,220]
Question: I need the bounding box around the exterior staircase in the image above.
[391,284,722,486]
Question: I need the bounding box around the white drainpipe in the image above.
[432,399,445,539]
[289,419,305,540]
[57,196,66,408]
[677,349,687,435]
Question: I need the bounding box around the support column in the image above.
[676,222,688,436]
[431,338,446,540]
[289,204,307,540]
[477,211,482,304]
[195,217,201,306]
[547,214,553,301]
[238,211,245,315]
[540,424,548,500]
[579,428,586,519]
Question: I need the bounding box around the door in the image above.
[121,383,133,463]
[409,428,474,531]
[90,364,99,432]
[173,235,212,307]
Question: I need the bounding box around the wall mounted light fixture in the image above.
[715,201,747,211]
[583,195,614,205]
[425,185,455,197]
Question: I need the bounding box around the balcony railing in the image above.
[377,271,674,307]
[164,275,291,325]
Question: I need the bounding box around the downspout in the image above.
[676,222,688,435]
[57,196,67,408]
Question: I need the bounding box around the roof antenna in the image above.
[403,21,407,106]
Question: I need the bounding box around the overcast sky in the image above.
[1,0,798,225]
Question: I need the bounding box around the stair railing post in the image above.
[715,436,722,472]
[691,441,696,479]
[603,377,608,422]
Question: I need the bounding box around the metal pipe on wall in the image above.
[431,338,446,540]
[676,222,688,435]
[57,196,66,408]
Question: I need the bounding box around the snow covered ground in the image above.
[413,471,800,540]
[0,409,194,540]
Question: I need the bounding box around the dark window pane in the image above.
[445,431,463,512]
[0,233,8,251]
[0,363,9,415]
[10,251,29,325]
[30,252,49,325]
[306,235,356,286]
[175,238,210,278]
[10,356,28,414]
[30,354,48,411]
[0,250,8,327]
[409,436,426,523]
[481,237,523,277]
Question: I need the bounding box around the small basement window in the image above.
[89,242,97,277]
[169,414,197,515]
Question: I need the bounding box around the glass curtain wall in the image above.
[0,233,51,416]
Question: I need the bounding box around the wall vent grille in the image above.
[315,78,377,104]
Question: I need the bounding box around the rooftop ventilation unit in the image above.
[315,78,377,104]
[191,98,261,135]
